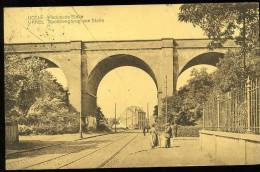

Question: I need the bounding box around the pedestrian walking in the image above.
[143,126,146,136]
[164,123,172,148]
[149,124,159,148]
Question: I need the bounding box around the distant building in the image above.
[137,111,146,129]
[122,106,147,129]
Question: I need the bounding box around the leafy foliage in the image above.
[178,3,259,91]
[178,3,259,51]
[171,3,260,127]
[5,55,79,135]
[5,55,47,116]
[184,68,214,106]
[95,107,110,131]
[38,72,69,103]
[109,118,120,126]
[161,68,214,125]
[152,105,158,122]
[212,50,246,92]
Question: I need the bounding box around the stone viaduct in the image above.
[4,38,239,127]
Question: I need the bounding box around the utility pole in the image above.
[114,103,117,133]
[79,112,83,139]
[243,11,246,70]
[165,75,168,124]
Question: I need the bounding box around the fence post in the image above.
[217,94,220,131]
[246,76,252,133]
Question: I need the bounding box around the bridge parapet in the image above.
[83,38,178,51]
[175,39,240,49]
[4,41,83,53]
[4,38,239,53]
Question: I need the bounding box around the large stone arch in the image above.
[82,54,159,117]
[178,52,224,76]
[23,56,59,68]
[6,39,238,127]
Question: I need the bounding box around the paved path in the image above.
[6,133,220,170]
[103,134,217,168]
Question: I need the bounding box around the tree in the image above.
[161,95,181,124]
[187,68,214,104]
[212,50,245,92]
[5,55,48,121]
[213,50,260,93]
[178,3,260,92]
[178,3,259,52]
[38,71,69,103]
[5,55,79,135]
[109,118,120,127]
[183,68,214,120]
[161,68,214,125]
[94,107,110,131]
[95,106,105,129]
[25,96,79,135]
[175,111,194,126]
[152,105,158,122]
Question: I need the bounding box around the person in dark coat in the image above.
[143,126,146,136]
[164,123,172,148]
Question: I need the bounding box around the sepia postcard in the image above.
[4,3,260,170]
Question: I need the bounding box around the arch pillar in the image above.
[155,38,178,118]
[63,41,82,113]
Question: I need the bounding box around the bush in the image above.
[63,124,80,134]
[173,125,201,137]
[30,120,79,135]
[18,116,80,136]
[18,124,33,135]
[21,99,80,135]
[97,123,112,132]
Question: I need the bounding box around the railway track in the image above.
[6,132,113,158]
[17,134,129,170]
[97,134,138,168]
[59,133,138,169]
[13,133,138,170]
[6,133,124,170]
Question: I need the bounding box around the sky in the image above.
[4,4,207,43]
[4,4,214,119]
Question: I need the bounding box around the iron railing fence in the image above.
[203,76,260,134]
